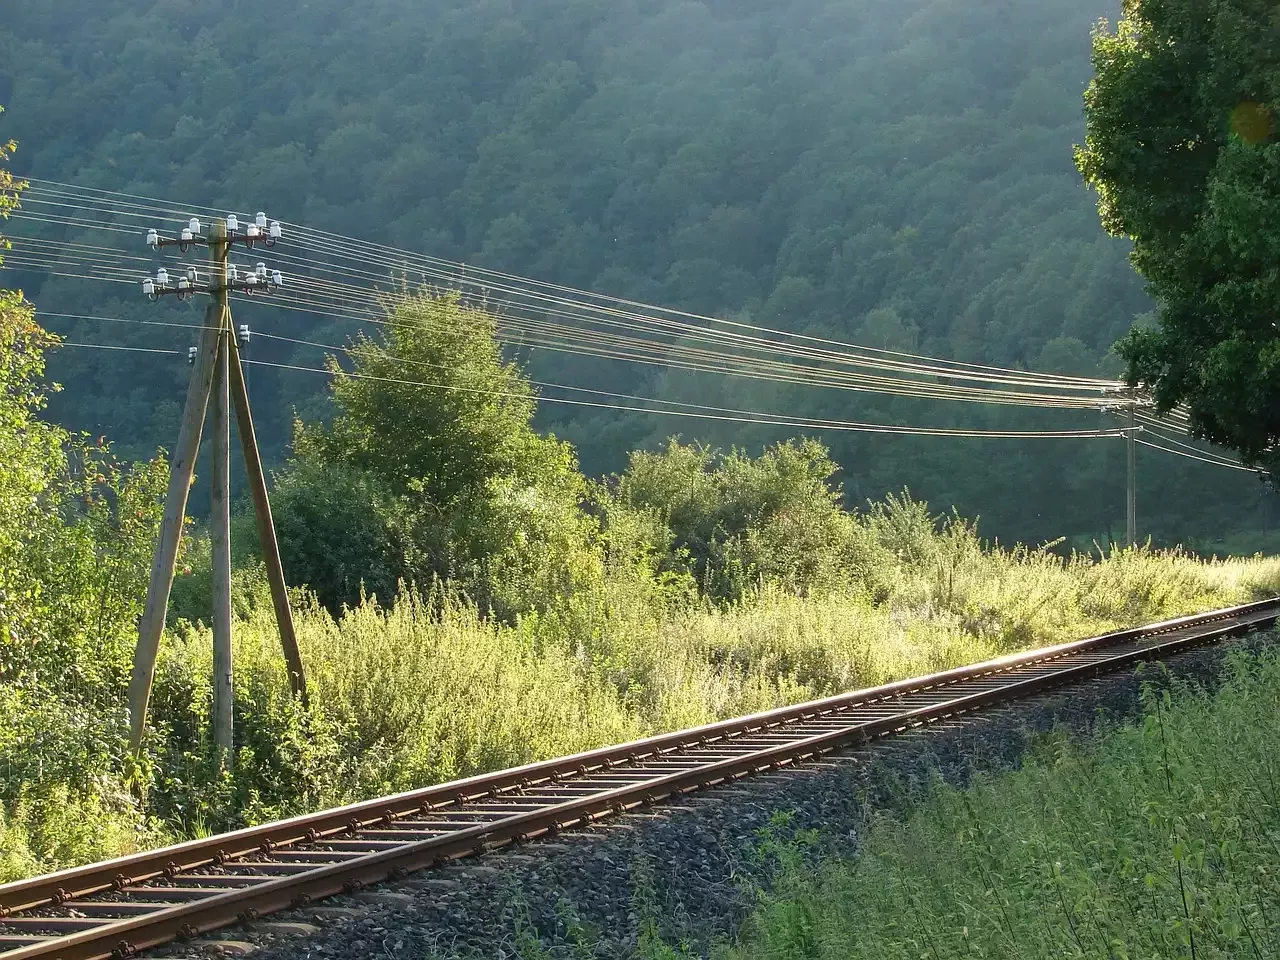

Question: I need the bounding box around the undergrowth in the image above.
[5,489,1280,881]
[720,648,1280,959]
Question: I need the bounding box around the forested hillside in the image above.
[0,0,1269,546]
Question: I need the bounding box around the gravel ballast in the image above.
[177,632,1275,960]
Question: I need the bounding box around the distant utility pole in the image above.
[1127,392,1138,549]
[130,213,307,757]
[1102,386,1145,549]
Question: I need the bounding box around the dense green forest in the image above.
[0,0,1272,546]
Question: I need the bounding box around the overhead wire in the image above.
[249,327,1114,429]
[246,356,1129,440]
[9,210,143,237]
[6,219,1118,408]
[0,240,1192,435]
[32,315,1126,439]
[15,181,1123,392]
[6,234,158,263]
[23,178,1123,390]
[6,179,1231,458]
[258,264,1119,408]
[39,311,216,333]
[285,219,1123,388]
[55,341,183,356]
[271,287,1108,408]
[1132,415,1249,469]
[43,295,1125,413]
[1135,438,1258,472]
[4,240,1123,410]
[282,226,1122,391]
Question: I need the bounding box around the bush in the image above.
[271,457,416,612]
[273,292,609,621]
[612,438,873,601]
[0,294,172,872]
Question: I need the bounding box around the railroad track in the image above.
[4,598,1277,960]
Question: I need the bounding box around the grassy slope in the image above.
[721,648,1280,959]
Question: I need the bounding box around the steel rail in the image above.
[1,598,1275,959]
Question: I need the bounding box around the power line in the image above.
[35,304,1126,427]
[264,228,1124,392]
[8,243,1104,407]
[42,318,1128,439]
[250,328,1121,431]
[1134,416,1248,468]
[10,251,1126,411]
[43,343,1267,470]
[286,219,1123,387]
[14,180,1124,392]
[10,180,1217,447]
[39,311,216,332]
[247,355,1128,440]
[1135,438,1258,473]
[43,326,1129,440]
[56,340,183,356]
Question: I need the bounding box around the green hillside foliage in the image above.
[0,0,1271,546]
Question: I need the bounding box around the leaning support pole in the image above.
[226,332,309,705]
[128,297,225,753]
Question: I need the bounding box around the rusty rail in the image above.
[2,598,1275,959]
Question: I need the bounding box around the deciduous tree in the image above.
[1076,0,1280,470]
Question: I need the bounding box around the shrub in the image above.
[0,295,171,871]
[613,438,874,601]
[273,292,608,621]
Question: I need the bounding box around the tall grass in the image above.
[150,541,1280,831]
[722,647,1280,959]
[7,530,1280,880]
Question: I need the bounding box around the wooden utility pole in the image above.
[128,289,223,752]
[210,224,234,754]
[130,213,305,754]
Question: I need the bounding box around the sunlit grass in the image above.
[7,538,1280,879]
[162,542,1280,821]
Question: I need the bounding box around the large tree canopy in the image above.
[1076,0,1280,468]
